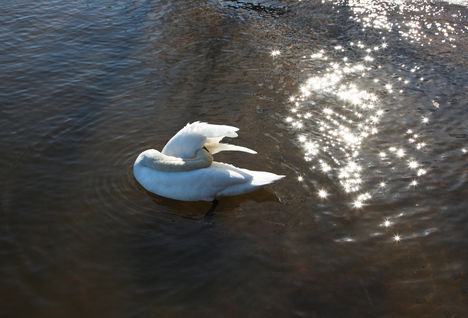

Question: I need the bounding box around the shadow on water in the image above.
[225,0,289,16]
[137,183,282,220]
[127,190,288,317]
[127,212,233,306]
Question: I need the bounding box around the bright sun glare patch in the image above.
[270,50,281,57]
[318,189,329,199]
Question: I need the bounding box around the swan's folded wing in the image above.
[189,122,238,139]
[207,162,284,198]
[162,122,241,158]
[203,163,251,188]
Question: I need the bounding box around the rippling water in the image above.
[1,0,467,317]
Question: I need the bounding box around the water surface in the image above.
[1,0,467,317]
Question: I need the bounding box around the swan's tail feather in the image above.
[205,142,257,155]
[249,171,285,186]
[216,169,285,198]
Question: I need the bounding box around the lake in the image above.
[1,0,467,317]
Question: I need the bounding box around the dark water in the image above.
[1,0,467,317]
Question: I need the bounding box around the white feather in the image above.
[205,143,257,155]
[134,122,284,201]
[162,121,240,158]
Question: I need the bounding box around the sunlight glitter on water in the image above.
[287,51,387,204]
[270,49,281,57]
[345,0,464,49]
[317,189,329,199]
[282,1,446,219]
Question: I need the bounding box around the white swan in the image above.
[133,122,284,201]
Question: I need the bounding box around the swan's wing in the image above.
[162,122,256,158]
[208,162,285,198]
[204,142,257,155]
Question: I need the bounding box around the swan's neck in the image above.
[140,149,213,172]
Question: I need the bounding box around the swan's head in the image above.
[137,148,213,172]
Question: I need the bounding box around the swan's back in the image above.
[134,159,284,201]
